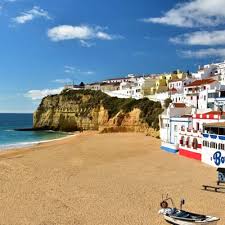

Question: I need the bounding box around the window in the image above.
[208,93,219,98]
[207,103,214,109]
[174,125,177,132]
[219,143,225,150]
[222,144,225,150]
[196,122,200,131]
[204,95,206,101]
[210,142,217,149]
[193,138,198,149]
[204,140,209,147]
[180,136,184,146]
[221,91,225,97]
[186,137,190,148]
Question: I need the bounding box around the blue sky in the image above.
[1,0,225,112]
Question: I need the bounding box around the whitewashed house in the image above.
[184,78,218,109]
[168,78,194,104]
[148,92,169,105]
[105,77,145,99]
[159,103,192,153]
[192,64,219,80]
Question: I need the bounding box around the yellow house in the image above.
[142,77,157,96]
[146,70,186,95]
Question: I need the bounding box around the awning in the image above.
[203,122,225,129]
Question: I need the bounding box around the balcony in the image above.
[180,128,202,137]
[203,133,225,141]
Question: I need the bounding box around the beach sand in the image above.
[0,132,224,225]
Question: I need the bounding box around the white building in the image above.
[178,111,225,161]
[168,78,193,91]
[105,77,145,99]
[192,64,219,79]
[202,121,225,168]
[103,77,130,84]
[102,74,151,84]
[192,61,225,81]
[159,103,192,153]
[184,78,218,109]
[148,92,169,105]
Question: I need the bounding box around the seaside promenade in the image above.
[0,132,224,225]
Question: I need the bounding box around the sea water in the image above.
[0,113,70,150]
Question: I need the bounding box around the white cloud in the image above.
[142,0,225,27]
[82,71,95,75]
[181,48,225,58]
[64,65,75,74]
[25,87,63,100]
[96,31,113,40]
[48,25,93,41]
[170,30,225,46]
[53,79,72,84]
[79,40,95,48]
[13,6,51,24]
[47,25,122,45]
[64,65,95,75]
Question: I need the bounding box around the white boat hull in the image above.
[164,215,219,225]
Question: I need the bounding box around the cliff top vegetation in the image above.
[41,89,163,130]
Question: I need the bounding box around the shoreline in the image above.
[0,131,80,152]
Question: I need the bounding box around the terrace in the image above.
[203,122,225,143]
[180,126,202,137]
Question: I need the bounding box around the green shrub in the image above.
[57,89,163,130]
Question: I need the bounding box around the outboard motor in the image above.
[180,198,185,210]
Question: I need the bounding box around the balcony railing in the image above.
[180,128,202,137]
[203,133,225,141]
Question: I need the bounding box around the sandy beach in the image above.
[0,132,224,225]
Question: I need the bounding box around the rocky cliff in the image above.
[33,89,163,137]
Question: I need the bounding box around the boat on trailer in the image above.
[158,195,220,225]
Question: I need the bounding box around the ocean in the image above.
[0,113,70,150]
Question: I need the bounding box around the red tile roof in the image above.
[168,79,183,83]
[185,78,216,87]
[169,88,177,92]
[173,103,186,108]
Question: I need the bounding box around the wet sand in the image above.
[0,132,224,225]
